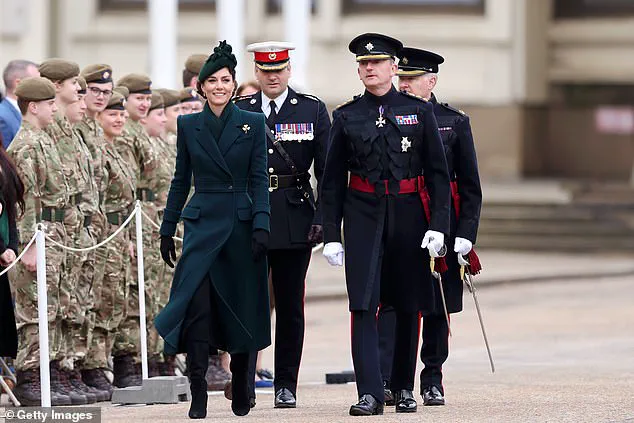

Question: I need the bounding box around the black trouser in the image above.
[184,275,249,399]
[378,306,449,394]
[248,248,312,396]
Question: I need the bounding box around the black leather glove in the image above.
[307,224,323,246]
[160,235,177,268]
[251,229,269,262]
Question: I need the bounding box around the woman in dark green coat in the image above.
[157,41,271,418]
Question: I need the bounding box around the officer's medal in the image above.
[376,105,386,128]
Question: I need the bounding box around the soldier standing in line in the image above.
[39,59,101,405]
[376,47,482,407]
[178,87,202,116]
[8,76,74,406]
[75,64,118,397]
[92,90,138,394]
[182,55,206,113]
[320,33,451,416]
[111,73,159,387]
[234,41,331,409]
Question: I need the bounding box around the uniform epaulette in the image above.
[440,102,466,116]
[399,90,428,102]
[232,94,255,103]
[335,94,362,110]
[296,92,321,102]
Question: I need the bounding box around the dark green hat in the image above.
[81,64,113,84]
[15,77,57,102]
[39,58,80,82]
[116,73,152,94]
[105,91,126,110]
[179,87,200,103]
[156,88,180,108]
[148,92,164,112]
[348,33,403,62]
[198,41,237,83]
[77,76,87,94]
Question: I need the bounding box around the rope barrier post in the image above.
[35,226,51,407]
[135,201,149,380]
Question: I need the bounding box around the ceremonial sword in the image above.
[459,254,495,373]
[430,245,451,337]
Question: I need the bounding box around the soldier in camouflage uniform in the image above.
[112,74,161,386]
[8,77,75,406]
[88,90,137,393]
[39,59,100,404]
[75,64,117,396]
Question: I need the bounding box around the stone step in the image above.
[478,219,634,236]
[476,233,634,251]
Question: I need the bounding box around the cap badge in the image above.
[250,98,256,105]
[190,90,197,98]
[269,52,277,60]
[365,42,374,52]
[401,136,411,152]
[242,124,251,134]
[103,71,110,79]
[401,57,408,65]
[290,98,298,105]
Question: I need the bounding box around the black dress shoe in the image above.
[395,389,417,413]
[383,381,395,406]
[422,385,445,406]
[274,388,297,408]
[349,394,384,416]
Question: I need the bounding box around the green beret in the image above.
[113,86,129,99]
[185,54,207,74]
[15,77,57,102]
[198,41,237,84]
[81,64,113,84]
[39,58,80,82]
[155,88,180,108]
[148,92,164,112]
[116,73,152,94]
[179,87,200,103]
[77,76,87,94]
[105,91,126,110]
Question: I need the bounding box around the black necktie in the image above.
[267,100,277,128]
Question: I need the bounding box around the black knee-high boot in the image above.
[187,341,209,419]
[230,353,250,416]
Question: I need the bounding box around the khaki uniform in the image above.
[8,121,70,371]
[45,115,98,367]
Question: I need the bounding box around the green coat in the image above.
[156,102,271,355]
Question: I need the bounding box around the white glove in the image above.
[454,237,473,255]
[421,230,445,258]
[323,242,344,266]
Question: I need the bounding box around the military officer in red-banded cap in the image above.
[234,41,331,409]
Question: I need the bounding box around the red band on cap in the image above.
[254,50,289,63]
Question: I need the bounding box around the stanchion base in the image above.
[325,370,356,384]
[111,376,191,404]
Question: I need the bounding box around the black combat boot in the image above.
[186,341,209,419]
[50,361,88,405]
[113,355,141,388]
[81,368,113,401]
[67,368,99,403]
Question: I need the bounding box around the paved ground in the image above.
[27,274,632,423]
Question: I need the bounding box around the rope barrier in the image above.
[43,207,138,252]
[139,208,183,243]
[0,230,38,277]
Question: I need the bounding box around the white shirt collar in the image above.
[5,96,19,113]
[261,88,289,118]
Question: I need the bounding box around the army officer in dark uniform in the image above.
[234,41,330,409]
[321,33,451,416]
[377,47,483,408]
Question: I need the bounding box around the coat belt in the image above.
[194,179,248,193]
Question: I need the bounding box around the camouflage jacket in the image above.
[75,117,107,204]
[151,135,175,208]
[103,138,137,214]
[115,119,159,192]
[7,121,70,238]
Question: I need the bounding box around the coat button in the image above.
[228,185,233,190]
[269,168,274,173]
[268,149,274,154]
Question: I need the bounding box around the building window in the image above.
[99,0,215,11]
[342,0,484,15]
[267,0,317,15]
[554,0,634,19]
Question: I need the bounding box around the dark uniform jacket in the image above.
[234,87,330,250]
[321,86,451,313]
[431,94,482,314]
[156,103,271,355]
